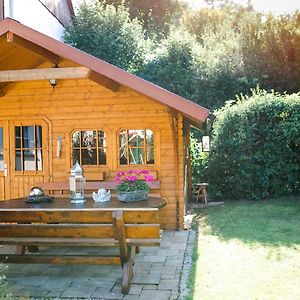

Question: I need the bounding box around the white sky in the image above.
[188,0,300,14]
[72,0,300,15]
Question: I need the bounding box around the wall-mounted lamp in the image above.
[201,113,216,152]
[49,78,57,88]
[49,64,59,89]
[201,135,211,152]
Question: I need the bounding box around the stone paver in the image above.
[1,230,191,299]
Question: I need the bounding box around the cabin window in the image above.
[71,130,107,165]
[15,125,43,171]
[119,129,154,165]
[0,128,3,171]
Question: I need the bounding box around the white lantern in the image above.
[69,162,86,203]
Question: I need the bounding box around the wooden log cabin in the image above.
[0,18,210,230]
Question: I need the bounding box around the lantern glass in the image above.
[69,162,86,203]
[202,135,211,152]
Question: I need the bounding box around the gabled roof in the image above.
[0,18,210,126]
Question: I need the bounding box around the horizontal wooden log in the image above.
[124,210,159,224]
[125,224,160,239]
[0,223,160,238]
[0,254,120,265]
[0,211,113,223]
[0,67,90,82]
[0,224,114,238]
[0,237,160,247]
[0,237,118,246]
[0,210,159,224]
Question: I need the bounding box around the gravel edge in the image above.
[177,230,196,299]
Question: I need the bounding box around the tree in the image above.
[64,1,149,72]
[104,0,184,38]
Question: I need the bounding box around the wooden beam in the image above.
[6,32,60,64]
[88,70,119,92]
[0,67,91,82]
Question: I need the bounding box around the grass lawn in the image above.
[186,197,300,300]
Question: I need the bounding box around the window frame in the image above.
[118,128,155,166]
[14,124,44,172]
[70,129,108,167]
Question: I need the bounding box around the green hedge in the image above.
[206,90,300,200]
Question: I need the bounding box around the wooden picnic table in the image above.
[0,196,166,294]
[0,196,166,210]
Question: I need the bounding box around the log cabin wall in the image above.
[0,76,186,230]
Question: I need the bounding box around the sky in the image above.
[72,0,300,15]
[188,0,300,14]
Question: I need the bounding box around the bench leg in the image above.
[203,188,208,205]
[15,245,26,255]
[122,258,133,295]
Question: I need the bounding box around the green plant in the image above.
[207,89,300,200]
[64,1,149,73]
[114,170,154,192]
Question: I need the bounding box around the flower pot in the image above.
[117,190,148,202]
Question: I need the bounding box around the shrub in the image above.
[206,89,300,200]
[64,1,149,73]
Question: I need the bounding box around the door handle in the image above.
[4,163,7,177]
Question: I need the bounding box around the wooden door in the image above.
[0,121,9,200]
[9,120,49,199]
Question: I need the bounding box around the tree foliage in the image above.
[64,1,149,72]
[206,90,300,200]
[104,0,184,38]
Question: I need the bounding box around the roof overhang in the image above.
[0,18,210,128]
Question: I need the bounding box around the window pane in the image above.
[36,126,43,148]
[119,130,127,147]
[146,130,154,146]
[82,131,97,148]
[15,127,21,148]
[23,150,35,171]
[72,149,80,165]
[82,148,97,165]
[23,126,34,149]
[129,148,144,165]
[15,150,22,171]
[147,147,155,164]
[36,149,43,171]
[0,152,3,171]
[98,148,107,165]
[128,130,145,147]
[98,131,106,147]
[120,147,128,165]
[72,131,80,147]
[0,127,3,149]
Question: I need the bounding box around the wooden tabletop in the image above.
[0,197,166,211]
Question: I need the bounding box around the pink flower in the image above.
[114,176,121,183]
[144,175,154,182]
[129,176,137,182]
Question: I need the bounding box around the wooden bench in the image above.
[37,180,161,198]
[0,198,163,294]
[194,183,209,204]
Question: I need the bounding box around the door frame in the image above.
[0,116,52,199]
[0,120,10,200]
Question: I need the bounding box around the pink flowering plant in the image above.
[115,170,154,192]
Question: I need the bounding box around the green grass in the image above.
[186,196,300,300]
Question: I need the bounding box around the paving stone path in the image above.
[0,230,191,300]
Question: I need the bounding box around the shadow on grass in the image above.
[190,196,300,247]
